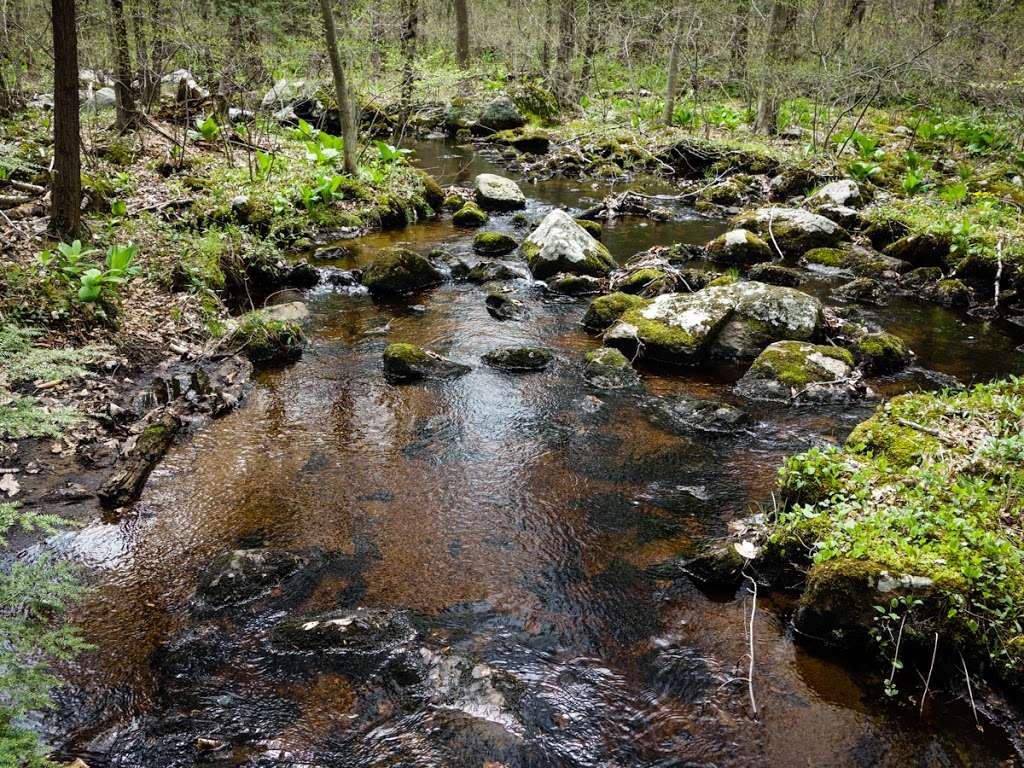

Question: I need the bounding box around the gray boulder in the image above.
[522,209,615,279]
[476,95,526,132]
[730,207,850,257]
[705,228,774,266]
[271,608,415,657]
[583,348,640,390]
[736,340,855,402]
[806,179,862,209]
[474,173,527,211]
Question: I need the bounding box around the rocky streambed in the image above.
[43,140,1024,767]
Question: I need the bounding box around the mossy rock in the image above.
[793,559,889,649]
[737,340,854,402]
[415,170,446,212]
[467,261,525,283]
[582,347,640,390]
[491,126,550,154]
[882,232,951,269]
[574,219,603,240]
[485,292,527,321]
[442,194,466,212]
[846,408,940,468]
[802,247,847,269]
[232,313,305,368]
[472,231,519,256]
[864,217,911,250]
[617,268,673,296]
[482,346,553,372]
[510,81,559,123]
[832,277,888,306]
[582,292,649,330]
[707,273,739,287]
[699,175,751,206]
[899,266,943,291]
[589,162,623,178]
[706,229,773,267]
[747,262,802,287]
[452,201,489,228]
[547,273,604,295]
[851,332,911,375]
[361,248,443,297]
[923,278,973,308]
[523,209,615,279]
[730,207,849,257]
[383,343,470,382]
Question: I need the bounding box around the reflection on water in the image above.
[52,140,1023,767]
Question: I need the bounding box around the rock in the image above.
[699,175,753,206]
[361,248,443,297]
[546,273,605,295]
[88,87,117,110]
[491,126,550,153]
[922,277,973,307]
[467,261,528,283]
[485,292,527,321]
[605,281,824,364]
[806,179,862,208]
[261,78,315,110]
[472,231,519,256]
[653,396,750,434]
[522,209,616,279]
[899,266,943,291]
[583,348,640,390]
[230,312,306,368]
[574,218,603,239]
[814,204,864,230]
[474,173,526,211]
[747,262,803,287]
[802,246,909,278]
[270,608,416,658]
[864,217,911,250]
[705,228,774,266]
[476,95,526,133]
[730,207,850,257]
[383,343,471,382]
[582,292,649,331]
[736,340,855,402]
[482,346,553,372]
[260,301,310,324]
[882,231,951,269]
[851,332,912,375]
[832,277,888,306]
[194,548,302,608]
[675,543,746,590]
[452,201,489,227]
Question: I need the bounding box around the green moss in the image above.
[803,247,847,268]
[616,312,702,356]
[452,201,489,227]
[361,248,442,297]
[852,332,910,374]
[575,219,603,239]
[383,342,428,365]
[846,413,937,468]
[749,341,853,388]
[618,268,667,294]
[581,292,649,330]
[472,231,519,255]
[707,273,739,287]
[232,312,305,368]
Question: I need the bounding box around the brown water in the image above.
[48,141,1024,767]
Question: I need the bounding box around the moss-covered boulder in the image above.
[482,346,553,372]
[705,228,774,266]
[195,549,302,608]
[736,340,855,402]
[832,277,888,306]
[575,218,603,239]
[522,209,615,279]
[382,343,471,382]
[474,173,526,211]
[615,267,675,296]
[922,278,973,308]
[232,312,306,368]
[491,126,550,154]
[452,201,489,227]
[730,207,850,257]
[415,170,445,212]
[899,266,943,291]
[864,217,911,250]
[583,347,640,390]
[361,248,443,297]
[472,231,519,256]
[747,262,803,287]
[882,231,951,269]
[802,246,909,278]
[546,273,605,295]
[485,292,527,321]
[604,281,824,365]
[851,332,912,375]
[467,261,528,284]
[582,292,649,330]
[846,405,940,468]
[475,95,527,133]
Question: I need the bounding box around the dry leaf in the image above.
[0,473,20,497]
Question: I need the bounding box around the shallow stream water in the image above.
[49,140,1024,767]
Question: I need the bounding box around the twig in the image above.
[919,632,939,717]
[994,238,1003,308]
[743,567,759,719]
[887,612,907,690]
[960,651,982,731]
[766,209,784,260]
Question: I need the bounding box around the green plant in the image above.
[77,244,140,303]
[848,160,882,183]
[192,115,222,142]
[372,140,413,164]
[939,181,969,205]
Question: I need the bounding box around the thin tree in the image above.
[109,0,137,130]
[663,6,684,125]
[50,0,82,238]
[754,0,797,135]
[317,0,358,174]
[397,0,418,137]
[454,0,469,69]
[730,0,750,86]
[553,0,575,105]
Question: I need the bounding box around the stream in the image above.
[48,140,1024,767]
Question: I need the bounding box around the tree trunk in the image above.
[540,0,552,71]
[109,0,137,130]
[50,0,82,239]
[317,0,358,174]
[553,0,575,106]
[397,0,418,137]
[577,1,601,92]
[753,0,797,135]
[129,0,151,111]
[844,0,866,28]
[663,8,684,125]
[454,0,469,69]
[730,0,749,85]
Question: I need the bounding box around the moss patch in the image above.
[582,292,649,330]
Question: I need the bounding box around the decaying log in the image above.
[97,408,180,509]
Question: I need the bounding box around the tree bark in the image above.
[50,0,81,239]
[109,0,137,130]
[663,8,684,125]
[730,0,750,84]
[397,0,418,138]
[317,0,358,174]
[454,0,469,69]
[553,0,575,105]
[844,0,866,28]
[754,0,797,135]
[540,0,552,71]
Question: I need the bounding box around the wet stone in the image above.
[383,343,471,382]
[269,607,416,659]
[651,395,750,434]
[482,346,553,372]
[485,292,527,321]
[194,548,303,609]
[583,347,640,390]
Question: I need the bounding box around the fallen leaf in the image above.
[734,540,759,560]
[0,473,20,497]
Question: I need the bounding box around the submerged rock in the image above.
[194,548,303,608]
[383,343,471,382]
[652,396,749,434]
[604,281,823,365]
[705,228,774,266]
[473,231,519,256]
[736,340,855,402]
[482,346,553,372]
[270,607,416,657]
[452,200,489,227]
[467,261,528,283]
[583,347,640,390]
[522,209,615,279]
[582,292,649,331]
[362,248,443,297]
[485,292,527,321]
[474,173,526,211]
[730,206,850,257]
